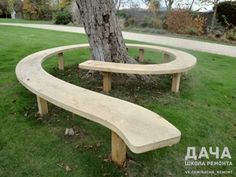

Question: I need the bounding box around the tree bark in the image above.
[75,0,136,64]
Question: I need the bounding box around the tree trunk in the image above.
[75,0,136,64]
[211,1,218,29]
[189,0,195,11]
[165,0,173,12]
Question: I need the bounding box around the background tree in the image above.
[7,0,15,17]
[188,0,196,10]
[217,1,236,27]
[144,0,173,12]
[0,0,9,18]
[59,0,71,10]
[22,0,53,20]
[145,0,162,29]
[164,0,175,11]
[114,0,142,10]
[22,0,37,19]
[0,0,22,18]
[210,0,220,28]
[148,0,160,13]
[14,0,23,18]
[200,0,220,28]
[114,0,122,10]
[175,0,199,11]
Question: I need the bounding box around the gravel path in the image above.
[1,22,235,57]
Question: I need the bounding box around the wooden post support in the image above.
[171,73,181,93]
[139,48,144,62]
[37,96,48,116]
[111,131,126,166]
[57,52,64,70]
[103,72,111,94]
[163,52,170,63]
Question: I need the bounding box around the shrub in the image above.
[22,0,38,20]
[22,0,52,20]
[140,17,163,28]
[124,17,135,27]
[184,27,200,35]
[206,25,225,38]
[165,10,206,35]
[140,21,149,28]
[117,10,128,19]
[165,10,191,33]
[59,0,71,10]
[217,1,236,26]
[225,28,236,41]
[117,10,132,27]
[192,15,206,34]
[54,9,71,25]
[149,17,163,28]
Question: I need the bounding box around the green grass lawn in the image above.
[0,26,236,177]
[0,18,53,24]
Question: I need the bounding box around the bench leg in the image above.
[171,73,181,93]
[139,48,144,62]
[111,131,126,166]
[57,52,64,70]
[37,96,48,116]
[163,52,170,63]
[103,72,111,94]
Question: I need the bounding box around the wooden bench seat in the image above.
[16,44,181,166]
[79,44,197,93]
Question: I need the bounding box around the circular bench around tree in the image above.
[15,43,196,166]
[78,44,197,93]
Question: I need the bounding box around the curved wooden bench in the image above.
[16,44,181,166]
[79,44,197,93]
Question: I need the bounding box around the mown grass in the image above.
[0,25,235,177]
[0,18,53,24]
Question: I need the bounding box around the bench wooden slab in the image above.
[79,44,197,93]
[16,44,181,166]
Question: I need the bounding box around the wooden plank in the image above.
[139,48,144,62]
[79,59,196,75]
[57,52,64,70]
[112,131,126,166]
[171,73,181,93]
[16,43,182,154]
[103,72,111,93]
[79,44,196,75]
[37,96,48,116]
